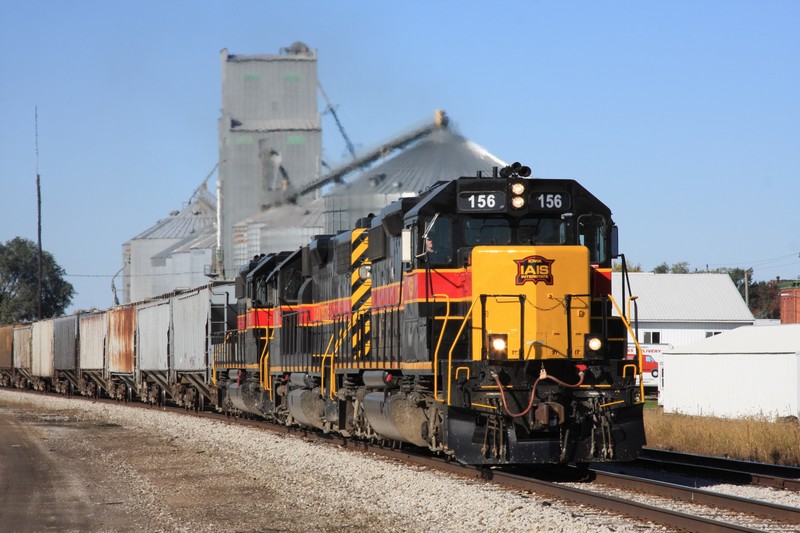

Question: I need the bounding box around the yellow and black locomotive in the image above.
[217,163,645,465]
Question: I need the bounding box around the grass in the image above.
[643,405,800,466]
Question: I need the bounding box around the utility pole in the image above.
[35,107,43,320]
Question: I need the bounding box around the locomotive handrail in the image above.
[446,296,482,405]
[319,329,336,400]
[211,330,238,387]
[258,322,275,395]
[607,294,645,404]
[430,293,453,403]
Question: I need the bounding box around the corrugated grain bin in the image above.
[54,315,79,371]
[31,319,55,378]
[107,306,136,374]
[137,299,170,371]
[662,325,800,419]
[172,284,234,371]
[79,312,106,370]
[0,325,14,368]
[13,325,32,370]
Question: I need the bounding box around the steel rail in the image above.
[638,448,800,492]
[590,469,800,525]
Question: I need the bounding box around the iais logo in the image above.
[514,255,555,285]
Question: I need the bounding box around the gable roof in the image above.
[611,272,754,323]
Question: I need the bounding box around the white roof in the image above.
[666,324,800,355]
[611,272,754,323]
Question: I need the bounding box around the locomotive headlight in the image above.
[587,337,602,351]
[510,182,526,195]
[488,333,508,359]
[511,196,526,209]
[585,335,605,359]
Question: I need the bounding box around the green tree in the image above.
[612,260,642,272]
[653,261,690,274]
[0,237,74,323]
[748,280,780,319]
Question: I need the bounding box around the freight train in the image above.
[0,164,646,465]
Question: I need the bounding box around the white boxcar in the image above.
[137,299,171,372]
[662,324,800,419]
[172,283,235,372]
[79,312,107,370]
[31,319,54,378]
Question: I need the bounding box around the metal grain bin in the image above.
[79,312,106,370]
[54,316,79,371]
[0,325,14,369]
[13,325,32,370]
[137,299,170,371]
[31,319,54,378]
[107,306,136,374]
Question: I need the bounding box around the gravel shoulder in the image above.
[0,390,667,532]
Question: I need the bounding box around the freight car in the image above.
[215,164,646,465]
[0,283,236,407]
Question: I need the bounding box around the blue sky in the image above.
[2,1,799,313]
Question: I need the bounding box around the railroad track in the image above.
[8,390,800,531]
[636,447,800,491]
[252,419,800,531]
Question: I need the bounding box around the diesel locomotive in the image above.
[215,163,646,465]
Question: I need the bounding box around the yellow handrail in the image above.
[258,325,274,398]
[607,294,645,404]
[445,296,482,405]
[430,293,452,403]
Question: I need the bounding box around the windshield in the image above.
[518,218,566,244]
[464,218,511,245]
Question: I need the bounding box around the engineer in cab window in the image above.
[422,219,452,265]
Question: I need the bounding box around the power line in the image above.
[65,271,212,278]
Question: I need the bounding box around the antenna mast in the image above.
[35,107,43,320]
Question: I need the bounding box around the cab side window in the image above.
[577,214,608,264]
[420,216,453,265]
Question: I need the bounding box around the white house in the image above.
[611,272,755,347]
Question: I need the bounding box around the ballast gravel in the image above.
[0,390,678,531]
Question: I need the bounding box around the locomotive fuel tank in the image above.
[363,391,428,447]
[287,388,326,429]
[226,379,263,416]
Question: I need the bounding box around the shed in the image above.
[661,324,800,419]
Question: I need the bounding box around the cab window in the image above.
[518,218,566,244]
[420,216,453,265]
[464,218,510,245]
[577,214,608,264]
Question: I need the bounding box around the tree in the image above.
[612,260,642,272]
[0,237,74,323]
